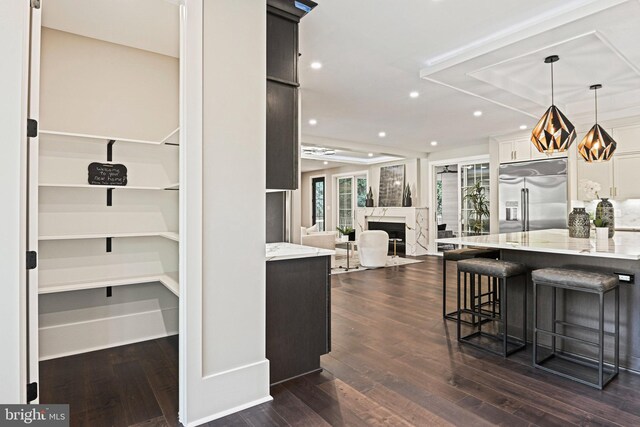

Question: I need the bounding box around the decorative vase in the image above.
[365,187,374,207]
[568,208,590,238]
[595,198,615,238]
[402,184,412,207]
[596,227,609,241]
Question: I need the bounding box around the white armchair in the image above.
[358,230,389,268]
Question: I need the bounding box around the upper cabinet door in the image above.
[612,125,640,155]
[267,81,298,190]
[267,12,298,84]
[613,153,640,200]
[499,141,514,163]
[577,157,613,200]
[513,138,532,161]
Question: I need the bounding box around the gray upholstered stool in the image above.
[457,258,527,357]
[442,247,500,323]
[532,268,619,389]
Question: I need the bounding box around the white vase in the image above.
[596,227,609,241]
[340,235,348,242]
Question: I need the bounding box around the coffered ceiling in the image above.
[299,0,640,154]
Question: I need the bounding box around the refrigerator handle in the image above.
[525,188,530,232]
[521,188,526,232]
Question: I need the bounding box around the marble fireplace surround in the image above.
[355,207,428,256]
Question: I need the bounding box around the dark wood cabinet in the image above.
[266,191,286,243]
[266,255,330,385]
[266,0,316,190]
[266,81,298,190]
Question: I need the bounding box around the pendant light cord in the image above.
[594,87,598,124]
[550,61,554,106]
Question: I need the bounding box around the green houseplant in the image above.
[463,181,489,235]
[336,226,354,242]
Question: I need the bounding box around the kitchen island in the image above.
[265,243,333,384]
[437,229,640,371]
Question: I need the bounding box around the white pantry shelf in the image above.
[161,127,180,145]
[39,231,179,242]
[39,183,179,191]
[40,130,168,146]
[39,273,179,296]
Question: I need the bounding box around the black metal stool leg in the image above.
[442,257,447,318]
[502,278,508,357]
[457,270,462,342]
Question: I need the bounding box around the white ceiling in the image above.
[42,0,179,58]
[299,0,640,153]
[42,0,640,156]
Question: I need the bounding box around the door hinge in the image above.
[30,0,40,9]
[27,382,38,402]
[27,119,38,138]
[26,251,37,270]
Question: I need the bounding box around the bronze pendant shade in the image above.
[577,84,617,162]
[531,55,576,154]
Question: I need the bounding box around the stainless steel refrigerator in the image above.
[499,158,568,233]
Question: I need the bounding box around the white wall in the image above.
[40,28,179,140]
[0,0,29,403]
[300,158,421,231]
[181,0,270,424]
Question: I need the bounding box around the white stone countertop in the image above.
[266,242,335,262]
[436,229,640,261]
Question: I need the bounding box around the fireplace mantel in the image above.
[355,207,429,256]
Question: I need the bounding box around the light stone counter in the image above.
[266,242,334,262]
[436,229,640,261]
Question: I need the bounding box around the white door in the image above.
[614,153,640,199]
[0,0,36,404]
[27,0,42,403]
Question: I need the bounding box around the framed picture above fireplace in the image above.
[378,164,405,207]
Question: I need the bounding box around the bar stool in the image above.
[457,258,527,357]
[532,268,619,389]
[442,247,500,323]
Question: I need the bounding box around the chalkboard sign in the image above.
[88,162,128,186]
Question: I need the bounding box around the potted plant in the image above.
[463,181,489,235]
[336,226,354,242]
[594,217,609,241]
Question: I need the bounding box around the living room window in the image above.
[337,174,367,230]
[312,177,325,231]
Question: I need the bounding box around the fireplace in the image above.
[367,221,406,255]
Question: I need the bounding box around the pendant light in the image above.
[577,84,617,162]
[531,55,576,154]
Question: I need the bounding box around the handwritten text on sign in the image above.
[88,162,128,186]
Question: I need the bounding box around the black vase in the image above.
[365,187,374,207]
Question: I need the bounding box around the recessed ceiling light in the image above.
[409,91,420,98]
[310,62,322,70]
[368,153,374,157]
[430,141,438,146]
[378,131,386,138]
[520,125,527,130]
[308,119,317,126]
[473,110,483,117]
[323,161,328,165]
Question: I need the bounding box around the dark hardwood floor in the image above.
[41,256,640,426]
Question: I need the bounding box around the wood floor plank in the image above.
[316,379,412,426]
[269,384,330,427]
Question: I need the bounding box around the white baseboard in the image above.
[39,307,179,360]
[181,359,271,427]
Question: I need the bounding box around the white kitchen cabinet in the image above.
[612,125,640,154]
[499,137,567,164]
[613,153,640,199]
[576,156,613,200]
